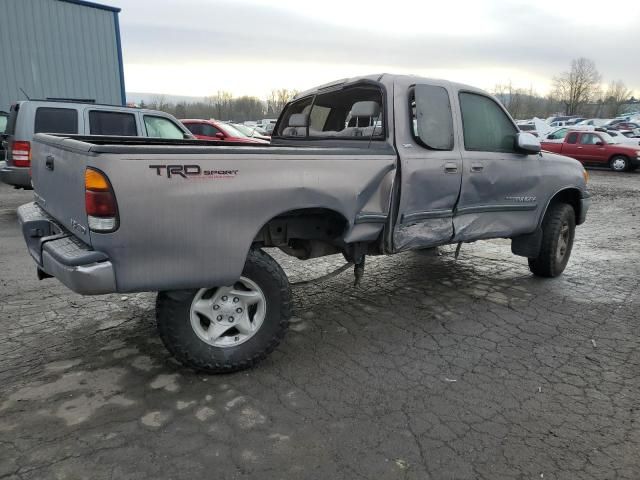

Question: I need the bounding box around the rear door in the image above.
[453,91,541,241]
[392,82,462,251]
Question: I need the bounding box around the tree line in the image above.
[140,58,637,123]
[140,88,299,123]
[493,57,638,120]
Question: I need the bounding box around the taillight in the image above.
[85,168,119,232]
[12,141,31,167]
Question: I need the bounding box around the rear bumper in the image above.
[0,161,32,188]
[17,202,117,295]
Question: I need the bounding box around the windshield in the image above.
[218,123,247,138]
[0,115,7,134]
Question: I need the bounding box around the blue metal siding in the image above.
[0,0,125,109]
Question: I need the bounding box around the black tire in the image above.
[156,248,290,373]
[609,155,629,172]
[528,203,576,278]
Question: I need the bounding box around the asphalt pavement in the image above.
[0,170,639,479]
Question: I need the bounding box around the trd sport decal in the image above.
[149,165,238,179]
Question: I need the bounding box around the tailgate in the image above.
[31,134,93,245]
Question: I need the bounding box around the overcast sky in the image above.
[108,0,640,99]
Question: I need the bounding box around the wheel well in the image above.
[253,208,350,259]
[545,188,581,225]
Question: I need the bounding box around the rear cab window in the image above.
[89,110,138,136]
[277,84,385,140]
[459,92,517,152]
[144,115,185,139]
[34,107,78,134]
[0,114,7,134]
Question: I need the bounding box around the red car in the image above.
[180,119,268,144]
[541,130,640,172]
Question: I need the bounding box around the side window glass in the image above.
[566,132,578,144]
[89,111,137,136]
[144,116,184,139]
[580,134,595,145]
[411,85,454,150]
[184,123,202,135]
[202,124,221,137]
[459,92,517,152]
[34,107,78,134]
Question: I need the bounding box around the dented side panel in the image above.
[87,150,397,292]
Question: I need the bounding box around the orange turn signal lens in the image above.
[583,169,589,184]
[85,168,110,191]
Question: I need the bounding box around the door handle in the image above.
[444,162,458,174]
[45,155,54,170]
[576,146,583,149]
[470,163,484,173]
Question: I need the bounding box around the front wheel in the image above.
[156,248,291,373]
[609,155,629,172]
[528,203,576,278]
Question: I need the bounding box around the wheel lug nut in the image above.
[221,296,228,301]
[229,316,234,323]
[213,305,220,310]
[233,297,239,303]
[236,308,242,313]
[216,315,222,321]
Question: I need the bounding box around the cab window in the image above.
[580,133,601,145]
[89,111,137,136]
[459,92,517,152]
[144,116,185,139]
[278,85,384,139]
[34,107,78,134]
[566,132,578,144]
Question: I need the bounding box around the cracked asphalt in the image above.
[1,170,639,480]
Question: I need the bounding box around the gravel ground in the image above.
[0,169,639,479]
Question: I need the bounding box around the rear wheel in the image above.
[156,248,290,373]
[609,155,629,172]
[528,203,575,278]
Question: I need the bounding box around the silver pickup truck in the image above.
[17,74,590,373]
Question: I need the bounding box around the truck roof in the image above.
[294,73,487,99]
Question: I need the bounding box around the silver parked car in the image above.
[0,100,192,189]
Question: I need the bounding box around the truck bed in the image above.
[29,133,398,293]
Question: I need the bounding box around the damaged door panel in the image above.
[453,91,542,241]
[392,82,462,252]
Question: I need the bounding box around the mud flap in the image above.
[511,228,543,258]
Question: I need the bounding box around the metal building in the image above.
[0,0,125,109]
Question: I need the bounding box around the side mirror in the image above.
[215,132,225,140]
[516,132,541,154]
[595,141,603,146]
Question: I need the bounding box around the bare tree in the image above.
[552,58,602,115]
[603,80,633,117]
[266,89,298,117]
